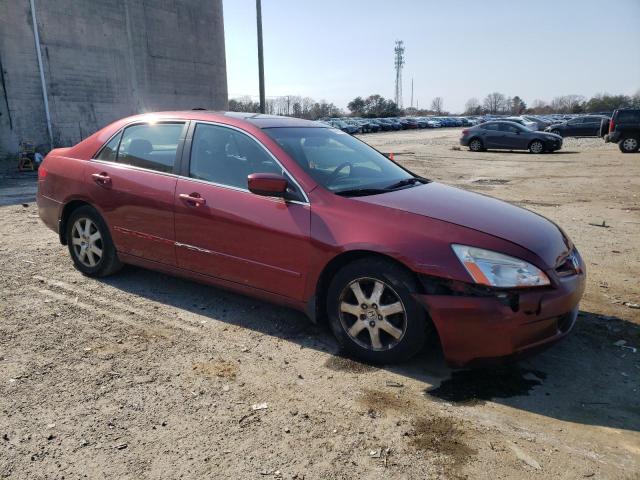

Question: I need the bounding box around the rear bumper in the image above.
[459,137,470,146]
[36,191,62,234]
[604,132,620,143]
[415,272,586,367]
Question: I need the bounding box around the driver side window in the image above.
[190,123,282,189]
[189,123,304,201]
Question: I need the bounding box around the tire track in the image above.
[32,275,202,334]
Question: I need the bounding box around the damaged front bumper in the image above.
[414,271,586,367]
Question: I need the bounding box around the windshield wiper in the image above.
[384,177,425,190]
[335,188,390,197]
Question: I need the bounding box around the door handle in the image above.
[179,192,206,206]
[91,172,112,187]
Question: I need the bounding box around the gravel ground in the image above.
[1,128,639,479]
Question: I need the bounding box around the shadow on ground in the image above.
[103,265,640,433]
[0,171,37,206]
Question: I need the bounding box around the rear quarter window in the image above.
[616,111,640,123]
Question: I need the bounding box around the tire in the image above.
[326,258,428,364]
[468,138,484,152]
[529,140,544,154]
[66,205,122,277]
[619,137,639,153]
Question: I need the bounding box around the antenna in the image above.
[394,40,404,109]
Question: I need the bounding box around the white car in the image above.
[504,116,539,131]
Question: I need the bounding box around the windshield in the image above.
[263,127,416,194]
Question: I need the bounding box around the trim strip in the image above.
[113,226,301,278]
[174,242,301,277]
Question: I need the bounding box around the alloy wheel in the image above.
[71,217,103,267]
[622,137,638,152]
[530,140,544,154]
[469,139,482,151]
[338,277,407,351]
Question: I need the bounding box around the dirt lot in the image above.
[1,128,639,479]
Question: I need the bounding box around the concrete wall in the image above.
[0,0,227,158]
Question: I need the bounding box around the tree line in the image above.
[228,95,342,119]
[464,91,640,116]
[228,90,640,119]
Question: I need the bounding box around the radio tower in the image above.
[394,40,405,108]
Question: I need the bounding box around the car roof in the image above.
[120,110,325,129]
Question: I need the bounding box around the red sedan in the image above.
[37,111,586,366]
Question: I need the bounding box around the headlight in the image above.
[452,244,550,288]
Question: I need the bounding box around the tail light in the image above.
[462,129,469,135]
[38,165,47,180]
[608,118,614,133]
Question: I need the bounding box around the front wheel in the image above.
[619,137,639,153]
[327,258,428,363]
[529,140,544,154]
[66,205,122,277]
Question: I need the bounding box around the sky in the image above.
[223,0,640,113]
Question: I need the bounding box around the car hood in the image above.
[355,182,570,268]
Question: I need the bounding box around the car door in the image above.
[173,122,311,301]
[481,123,502,148]
[495,123,527,149]
[581,117,601,136]
[85,121,186,264]
[564,118,582,136]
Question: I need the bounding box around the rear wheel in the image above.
[468,138,484,152]
[529,140,544,154]
[619,137,639,153]
[66,205,122,277]
[327,258,428,363]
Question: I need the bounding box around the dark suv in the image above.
[605,109,640,153]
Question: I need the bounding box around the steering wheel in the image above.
[326,162,353,186]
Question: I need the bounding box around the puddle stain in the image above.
[425,367,547,404]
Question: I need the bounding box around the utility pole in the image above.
[256,0,266,114]
[393,40,404,109]
[410,77,414,109]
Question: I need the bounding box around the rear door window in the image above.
[498,124,521,133]
[116,123,185,173]
[482,123,499,130]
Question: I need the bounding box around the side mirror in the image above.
[247,173,288,197]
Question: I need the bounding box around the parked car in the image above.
[523,115,552,131]
[400,118,419,129]
[378,118,402,130]
[461,121,563,153]
[370,119,394,131]
[36,111,585,366]
[604,108,640,153]
[545,116,609,137]
[328,119,359,134]
[503,116,538,131]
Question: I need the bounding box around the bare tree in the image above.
[464,97,481,115]
[483,92,507,114]
[430,97,444,114]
